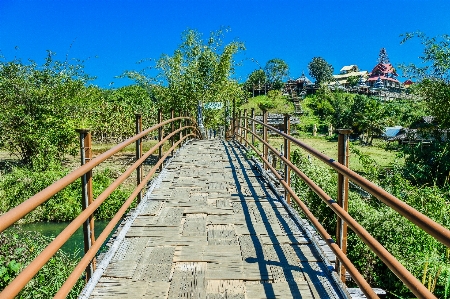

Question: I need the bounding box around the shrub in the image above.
[0,226,83,298]
[290,147,450,298]
[0,166,132,223]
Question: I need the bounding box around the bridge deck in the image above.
[84,139,348,299]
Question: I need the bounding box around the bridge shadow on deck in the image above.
[222,139,342,298]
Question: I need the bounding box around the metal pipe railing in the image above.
[237,115,446,299]
[0,117,192,233]
[54,134,193,299]
[239,138,379,299]
[247,116,450,248]
[0,116,198,299]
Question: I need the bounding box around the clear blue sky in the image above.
[1,0,449,88]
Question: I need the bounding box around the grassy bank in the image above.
[265,135,403,173]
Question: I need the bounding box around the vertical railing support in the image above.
[336,129,352,283]
[243,109,248,146]
[158,110,163,172]
[179,111,183,148]
[251,108,255,146]
[232,98,236,139]
[135,114,143,204]
[76,129,95,281]
[283,115,291,205]
[171,110,175,156]
[263,110,268,170]
[238,110,242,143]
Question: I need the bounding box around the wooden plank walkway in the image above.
[82,139,349,299]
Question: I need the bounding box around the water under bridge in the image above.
[1,112,449,299]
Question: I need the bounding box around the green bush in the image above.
[0,226,83,298]
[291,148,450,298]
[0,166,132,223]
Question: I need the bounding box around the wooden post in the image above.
[232,98,236,139]
[76,129,95,281]
[284,115,291,204]
[238,110,242,143]
[179,111,183,148]
[158,110,163,172]
[135,114,143,204]
[263,110,268,170]
[171,110,175,155]
[251,108,255,146]
[244,109,248,146]
[336,129,352,283]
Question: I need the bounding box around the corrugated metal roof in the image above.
[384,126,403,138]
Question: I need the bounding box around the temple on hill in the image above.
[366,62,402,91]
[333,65,369,87]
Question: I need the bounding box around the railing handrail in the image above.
[0,115,198,299]
[240,129,431,299]
[235,114,448,299]
[0,116,190,233]
[247,116,450,248]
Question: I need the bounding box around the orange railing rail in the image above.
[233,111,450,299]
[0,112,200,299]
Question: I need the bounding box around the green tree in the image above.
[308,57,334,86]
[264,58,289,90]
[346,75,360,87]
[243,69,267,95]
[352,96,388,145]
[400,32,450,127]
[0,52,90,168]
[399,32,450,185]
[125,29,246,128]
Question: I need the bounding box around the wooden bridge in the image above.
[1,112,449,299]
[81,139,345,298]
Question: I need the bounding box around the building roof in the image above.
[340,65,358,72]
[333,71,369,79]
[368,63,400,83]
[384,126,403,138]
[370,63,398,77]
[403,79,414,86]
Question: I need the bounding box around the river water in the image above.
[19,220,111,258]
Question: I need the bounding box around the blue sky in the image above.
[1,0,449,88]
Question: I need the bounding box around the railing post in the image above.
[179,111,183,148]
[244,109,248,146]
[171,110,175,155]
[135,114,143,204]
[76,129,95,281]
[232,98,236,139]
[238,110,242,143]
[263,110,268,170]
[158,109,163,172]
[251,108,255,145]
[284,115,291,205]
[336,129,352,283]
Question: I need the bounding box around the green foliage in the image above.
[346,75,360,87]
[82,85,157,142]
[304,89,425,144]
[240,90,294,114]
[0,166,131,223]
[264,58,289,90]
[399,32,450,186]
[402,141,450,186]
[0,53,89,169]
[243,69,267,93]
[308,57,334,85]
[400,32,450,127]
[291,146,450,298]
[125,29,245,129]
[0,226,83,298]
